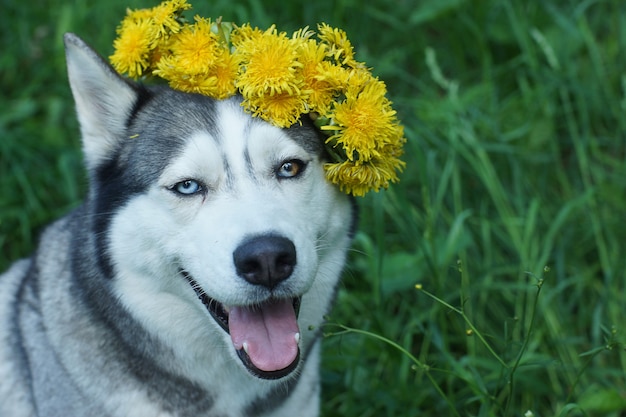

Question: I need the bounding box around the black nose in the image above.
[233,235,297,289]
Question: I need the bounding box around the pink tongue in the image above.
[228,299,299,372]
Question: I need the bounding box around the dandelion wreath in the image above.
[110,0,405,196]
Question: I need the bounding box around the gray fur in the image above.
[0,33,354,416]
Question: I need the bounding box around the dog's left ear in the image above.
[64,33,140,170]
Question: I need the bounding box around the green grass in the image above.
[1,0,625,416]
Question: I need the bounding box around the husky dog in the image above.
[0,34,353,417]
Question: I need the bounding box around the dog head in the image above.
[64,33,353,381]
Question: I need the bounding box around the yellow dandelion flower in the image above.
[344,68,376,94]
[122,8,155,25]
[297,39,328,74]
[154,19,238,99]
[323,159,388,196]
[148,0,190,38]
[165,0,192,12]
[244,91,308,128]
[230,23,264,46]
[323,78,401,162]
[162,19,220,74]
[324,143,404,196]
[314,62,352,96]
[110,18,154,78]
[317,23,357,67]
[209,47,239,99]
[297,40,337,115]
[118,0,189,47]
[233,25,303,98]
[165,73,219,95]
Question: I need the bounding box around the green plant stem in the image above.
[504,277,544,414]
[417,288,508,368]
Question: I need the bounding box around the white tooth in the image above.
[243,342,249,354]
[294,333,300,344]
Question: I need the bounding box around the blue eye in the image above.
[173,180,203,196]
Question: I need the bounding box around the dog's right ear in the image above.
[64,33,140,170]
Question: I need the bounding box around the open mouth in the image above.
[182,271,301,380]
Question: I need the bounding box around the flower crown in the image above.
[110,0,405,196]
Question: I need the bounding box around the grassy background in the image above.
[1,0,625,416]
